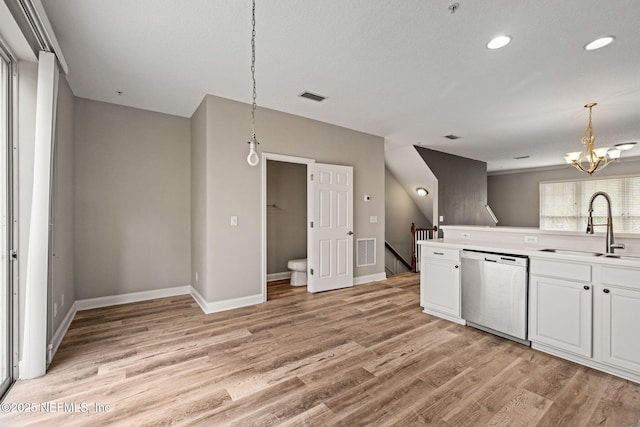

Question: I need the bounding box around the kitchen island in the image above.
[419,225,640,384]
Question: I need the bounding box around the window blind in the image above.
[540,176,640,233]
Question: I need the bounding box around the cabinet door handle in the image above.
[603,289,610,294]
[583,285,590,290]
[454,265,459,269]
[433,251,444,255]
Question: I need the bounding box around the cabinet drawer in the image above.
[530,258,591,282]
[601,266,640,288]
[421,247,459,262]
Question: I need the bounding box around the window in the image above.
[540,176,640,233]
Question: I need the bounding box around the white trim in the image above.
[353,272,387,285]
[261,152,315,303]
[22,52,59,379]
[76,286,190,311]
[267,271,291,282]
[423,309,467,325]
[47,302,77,365]
[190,286,263,314]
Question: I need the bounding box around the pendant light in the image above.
[246,0,260,166]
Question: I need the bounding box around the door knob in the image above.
[347,231,354,236]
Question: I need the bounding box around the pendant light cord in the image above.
[250,0,257,141]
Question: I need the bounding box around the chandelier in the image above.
[246,0,260,166]
[563,103,633,174]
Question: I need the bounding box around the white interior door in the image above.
[308,163,353,293]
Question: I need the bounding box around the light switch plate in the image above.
[370,216,378,223]
[230,216,238,226]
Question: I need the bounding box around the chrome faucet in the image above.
[586,191,625,254]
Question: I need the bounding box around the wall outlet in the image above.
[524,235,538,244]
[370,215,378,223]
[461,232,471,239]
[53,303,58,318]
[230,215,238,226]
[195,272,199,282]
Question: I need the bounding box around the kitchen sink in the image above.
[604,254,640,260]
[539,248,603,256]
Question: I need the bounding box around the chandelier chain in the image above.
[250,0,257,141]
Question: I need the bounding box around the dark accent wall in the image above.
[415,146,494,228]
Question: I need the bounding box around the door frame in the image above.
[261,152,315,302]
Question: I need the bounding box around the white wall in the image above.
[74,98,191,299]
[194,94,386,303]
[17,60,37,359]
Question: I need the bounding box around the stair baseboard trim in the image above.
[190,287,264,314]
[76,286,191,311]
[353,272,387,285]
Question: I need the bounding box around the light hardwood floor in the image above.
[2,273,640,426]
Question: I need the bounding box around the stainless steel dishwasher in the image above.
[461,250,530,345]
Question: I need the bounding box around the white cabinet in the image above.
[420,246,463,324]
[529,276,592,357]
[528,258,593,357]
[599,266,640,373]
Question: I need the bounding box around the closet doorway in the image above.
[262,154,313,301]
[266,160,307,300]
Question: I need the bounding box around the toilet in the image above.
[287,258,307,286]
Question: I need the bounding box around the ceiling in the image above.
[41,0,640,172]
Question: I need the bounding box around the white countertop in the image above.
[418,238,640,268]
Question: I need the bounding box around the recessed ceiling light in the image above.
[584,36,615,51]
[487,35,511,50]
[416,187,428,197]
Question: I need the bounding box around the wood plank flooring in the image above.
[2,273,640,426]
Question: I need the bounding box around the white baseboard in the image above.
[267,271,291,282]
[76,286,190,311]
[190,286,264,314]
[353,272,387,285]
[47,302,78,365]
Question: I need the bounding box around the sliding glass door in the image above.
[0,47,13,399]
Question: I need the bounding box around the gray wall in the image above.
[385,168,430,263]
[266,160,307,274]
[193,94,385,303]
[74,98,191,299]
[49,75,75,336]
[415,146,494,228]
[488,158,640,227]
[190,97,208,299]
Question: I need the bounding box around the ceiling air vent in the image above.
[299,91,326,102]
[444,134,460,140]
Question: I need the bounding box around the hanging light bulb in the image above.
[247,138,259,166]
[246,0,260,166]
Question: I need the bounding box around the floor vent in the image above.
[357,238,376,267]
